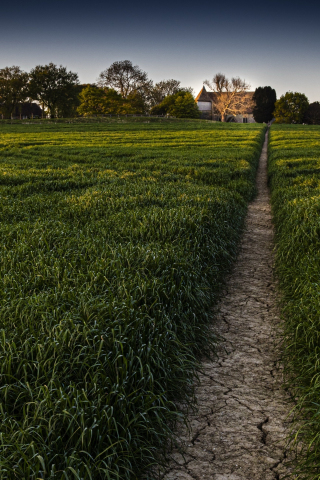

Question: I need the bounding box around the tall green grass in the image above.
[269,124,320,479]
[0,119,266,479]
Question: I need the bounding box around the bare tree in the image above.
[98,60,152,99]
[204,73,252,122]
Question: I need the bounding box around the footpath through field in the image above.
[162,130,293,480]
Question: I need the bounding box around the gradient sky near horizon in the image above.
[1,0,319,101]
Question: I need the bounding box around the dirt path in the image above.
[162,130,293,480]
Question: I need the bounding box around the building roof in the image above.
[195,86,212,102]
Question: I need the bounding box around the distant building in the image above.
[13,102,44,119]
[195,86,255,123]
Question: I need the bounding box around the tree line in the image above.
[0,60,319,123]
[203,76,320,125]
[252,87,320,125]
[0,61,199,119]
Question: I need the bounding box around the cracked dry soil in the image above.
[161,130,293,480]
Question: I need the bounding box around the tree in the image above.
[150,91,199,118]
[204,73,251,122]
[149,79,193,106]
[56,84,83,118]
[78,85,134,116]
[168,92,200,118]
[0,66,29,119]
[98,60,152,100]
[126,91,146,114]
[152,79,181,103]
[303,102,320,125]
[252,86,277,123]
[78,85,105,116]
[150,91,184,115]
[273,92,309,124]
[28,63,79,118]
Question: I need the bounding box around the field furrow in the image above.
[269,124,320,479]
[160,130,292,480]
[0,119,265,479]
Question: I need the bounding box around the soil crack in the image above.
[160,131,294,479]
[257,417,269,445]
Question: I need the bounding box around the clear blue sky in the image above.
[1,0,319,101]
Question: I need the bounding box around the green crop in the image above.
[269,124,320,479]
[0,118,266,479]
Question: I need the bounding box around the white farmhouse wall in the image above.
[234,114,256,124]
[197,102,212,111]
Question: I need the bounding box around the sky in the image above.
[1,0,319,101]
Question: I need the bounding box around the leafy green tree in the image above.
[252,86,276,123]
[0,66,29,119]
[303,102,320,125]
[150,91,199,118]
[28,63,79,118]
[78,85,105,116]
[56,84,83,118]
[168,92,200,118]
[126,90,147,114]
[78,85,134,116]
[150,92,181,115]
[274,92,309,124]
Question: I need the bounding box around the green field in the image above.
[269,124,320,479]
[0,119,265,479]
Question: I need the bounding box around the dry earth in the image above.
[160,130,293,480]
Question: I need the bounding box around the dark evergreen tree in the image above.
[252,86,277,123]
[303,102,320,125]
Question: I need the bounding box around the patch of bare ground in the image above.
[159,130,293,480]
